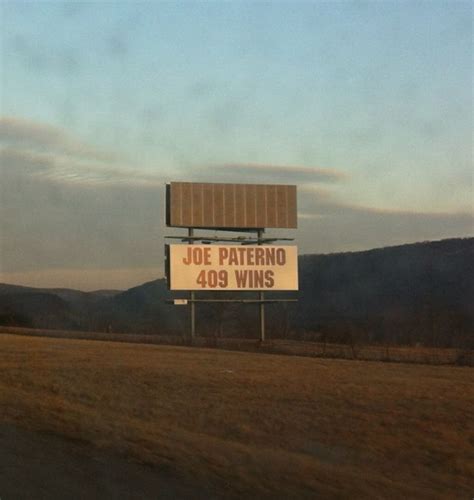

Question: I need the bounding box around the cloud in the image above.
[0,117,168,283]
[296,208,473,255]
[194,163,348,184]
[10,33,83,76]
[294,187,473,253]
[1,162,166,275]
[0,147,166,188]
[0,116,112,161]
[298,185,474,219]
[1,116,472,289]
[0,116,168,188]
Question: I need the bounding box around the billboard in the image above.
[166,182,297,229]
[167,244,298,291]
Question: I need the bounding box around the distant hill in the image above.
[0,284,120,303]
[88,290,122,298]
[89,279,183,333]
[294,238,473,348]
[0,237,472,348]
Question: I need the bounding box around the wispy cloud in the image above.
[0,117,167,187]
[194,163,348,184]
[298,185,474,219]
[0,116,113,161]
[295,186,473,252]
[1,116,472,289]
[296,206,473,255]
[1,147,166,187]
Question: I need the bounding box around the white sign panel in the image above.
[168,245,298,291]
[173,299,188,305]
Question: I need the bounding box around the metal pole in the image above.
[258,229,265,343]
[188,227,195,340]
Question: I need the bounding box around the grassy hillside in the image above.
[1,334,472,498]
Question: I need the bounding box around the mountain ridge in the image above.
[1,237,472,347]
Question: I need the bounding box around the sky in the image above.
[0,0,472,291]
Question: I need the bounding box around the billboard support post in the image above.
[188,227,196,340]
[258,229,265,343]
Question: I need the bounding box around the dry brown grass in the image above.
[1,333,473,499]
[1,325,470,365]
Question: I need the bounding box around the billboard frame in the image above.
[164,181,298,342]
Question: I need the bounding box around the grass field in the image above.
[1,325,471,365]
[1,333,473,498]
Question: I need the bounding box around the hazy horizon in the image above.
[0,236,471,292]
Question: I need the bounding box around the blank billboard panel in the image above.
[167,182,297,229]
